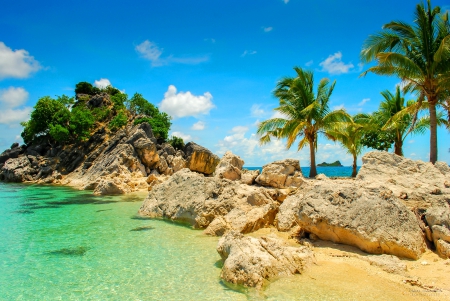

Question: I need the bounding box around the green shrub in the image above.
[134,115,171,141]
[70,107,95,140]
[49,124,70,143]
[168,136,185,150]
[109,110,128,131]
[75,81,100,96]
[111,93,127,111]
[92,107,111,122]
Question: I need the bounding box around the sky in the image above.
[1,0,450,167]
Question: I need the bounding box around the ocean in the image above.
[245,166,361,178]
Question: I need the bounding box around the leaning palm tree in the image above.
[326,115,366,177]
[257,67,349,178]
[360,0,450,164]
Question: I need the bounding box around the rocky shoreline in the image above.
[1,126,450,293]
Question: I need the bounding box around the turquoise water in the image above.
[245,166,361,177]
[0,183,245,301]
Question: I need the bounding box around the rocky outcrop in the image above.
[0,156,35,182]
[363,254,407,274]
[139,169,278,235]
[0,142,25,164]
[356,152,450,208]
[425,204,450,258]
[214,151,244,181]
[240,169,260,185]
[276,181,426,259]
[184,142,220,175]
[255,159,304,188]
[216,231,315,289]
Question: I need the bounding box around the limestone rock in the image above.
[356,152,450,208]
[184,142,220,175]
[364,254,407,274]
[94,178,129,195]
[133,138,159,168]
[240,169,260,185]
[0,143,25,164]
[139,169,277,234]
[87,93,111,108]
[276,181,426,259]
[214,151,244,181]
[255,159,304,188]
[216,231,315,289]
[0,156,35,182]
[436,239,450,258]
[170,155,187,173]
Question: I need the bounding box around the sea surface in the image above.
[0,182,419,301]
[245,166,361,177]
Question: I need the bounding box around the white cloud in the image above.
[204,38,216,43]
[191,121,206,130]
[160,85,215,118]
[94,78,112,89]
[251,104,265,117]
[0,87,32,125]
[319,52,354,75]
[282,0,289,3]
[0,42,42,79]
[263,27,273,32]
[305,60,313,67]
[408,140,415,144]
[136,40,209,67]
[241,50,257,57]
[333,104,345,110]
[358,98,370,106]
[171,131,191,142]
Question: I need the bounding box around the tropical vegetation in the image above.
[257,67,349,178]
[360,0,450,164]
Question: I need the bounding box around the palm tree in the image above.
[257,67,349,178]
[360,0,450,164]
[375,87,430,156]
[326,115,366,177]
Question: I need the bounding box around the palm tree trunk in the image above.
[429,101,438,164]
[394,132,403,156]
[351,153,357,178]
[308,138,317,178]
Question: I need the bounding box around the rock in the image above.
[161,143,176,156]
[170,155,187,173]
[364,254,407,274]
[133,138,159,168]
[431,225,450,243]
[356,152,450,208]
[216,231,315,289]
[184,142,220,175]
[276,182,426,259]
[255,159,304,188]
[436,239,450,258]
[0,144,25,164]
[0,157,35,182]
[94,178,129,195]
[240,169,260,185]
[425,205,450,228]
[139,169,277,234]
[315,173,328,180]
[87,93,111,108]
[157,156,168,174]
[214,151,244,181]
[434,162,450,176]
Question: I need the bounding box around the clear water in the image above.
[245,166,361,177]
[0,182,426,301]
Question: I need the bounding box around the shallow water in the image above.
[245,166,361,177]
[0,182,433,301]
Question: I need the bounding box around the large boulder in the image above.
[87,92,111,108]
[356,152,450,208]
[133,138,159,168]
[240,169,260,185]
[0,156,35,182]
[184,142,220,175]
[216,231,315,289]
[0,143,25,164]
[139,169,277,234]
[276,181,426,259]
[255,159,304,188]
[214,151,244,181]
[425,203,450,258]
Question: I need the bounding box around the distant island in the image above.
[317,160,343,167]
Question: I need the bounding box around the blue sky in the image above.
[1,0,449,166]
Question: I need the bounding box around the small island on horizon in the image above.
[317,160,343,167]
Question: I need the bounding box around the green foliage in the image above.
[360,130,395,151]
[70,107,95,140]
[103,85,121,96]
[49,124,70,143]
[109,110,128,131]
[75,82,100,97]
[129,93,172,140]
[55,94,75,108]
[111,93,127,111]
[92,107,111,122]
[167,136,185,150]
